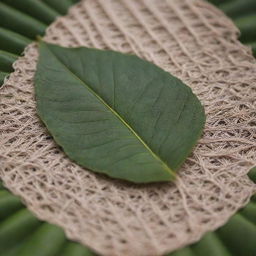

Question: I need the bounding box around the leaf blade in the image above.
[35,42,205,183]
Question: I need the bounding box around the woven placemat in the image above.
[1,0,256,255]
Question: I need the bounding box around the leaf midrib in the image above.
[44,44,175,178]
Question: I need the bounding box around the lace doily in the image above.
[1,0,256,255]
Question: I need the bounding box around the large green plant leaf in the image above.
[219,0,256,19]
[0,27,31,55]
[0,0,255,89]
[169,196,256,256]
[0,0,60,25]
[35,41,205,183]
[0,183,96,256]
[0,208,41,251]
[1,181,256,256]
[0,50,17,73]
[17,223,66,256]
[207,0,256,56]
[0,2,46,39]
[43,0,76,15]
[0,0,255,253]
[234,14,256,43]
[169,166,256,256]
[0,0,80,87]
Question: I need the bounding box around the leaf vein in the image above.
[43,43,176,178]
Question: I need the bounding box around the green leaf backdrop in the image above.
[1,169,256,256]
[0,0,255,255]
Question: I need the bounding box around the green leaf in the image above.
[18,223,66,256]
[216,213,256,256]
[0,2,46,39]
[42,0,75,15]
[5,243,25,256]
[0,209,41,251]
[168,196,256,256]
[234,14,256,43]
[0,192,23,221]
[240,202,256,225]
[35,41,205,183]
[207,0,233,6]
[0,27,31,55]
[248,166,256,183]
[191,232,231,256]
[219,0,256,19]
[1,0,60,25]
[62,242,96,256]
[0,50,18,73]
[251,42,256,57]
[170,247,194,256]
[0,183,97,256]
[0,71,9,85]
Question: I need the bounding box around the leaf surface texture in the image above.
[35,42,205,183]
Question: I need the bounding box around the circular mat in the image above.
[1,0,256,255]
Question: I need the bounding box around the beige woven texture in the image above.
[1,0,256,255]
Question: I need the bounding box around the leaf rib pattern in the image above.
[2,0,255,255]
[35,42,205,183]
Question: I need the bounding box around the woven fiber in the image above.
[1,0,256,255]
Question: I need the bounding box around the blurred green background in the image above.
[209,0,256,56]
[0,0,255,255]
[0,0,255,86]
